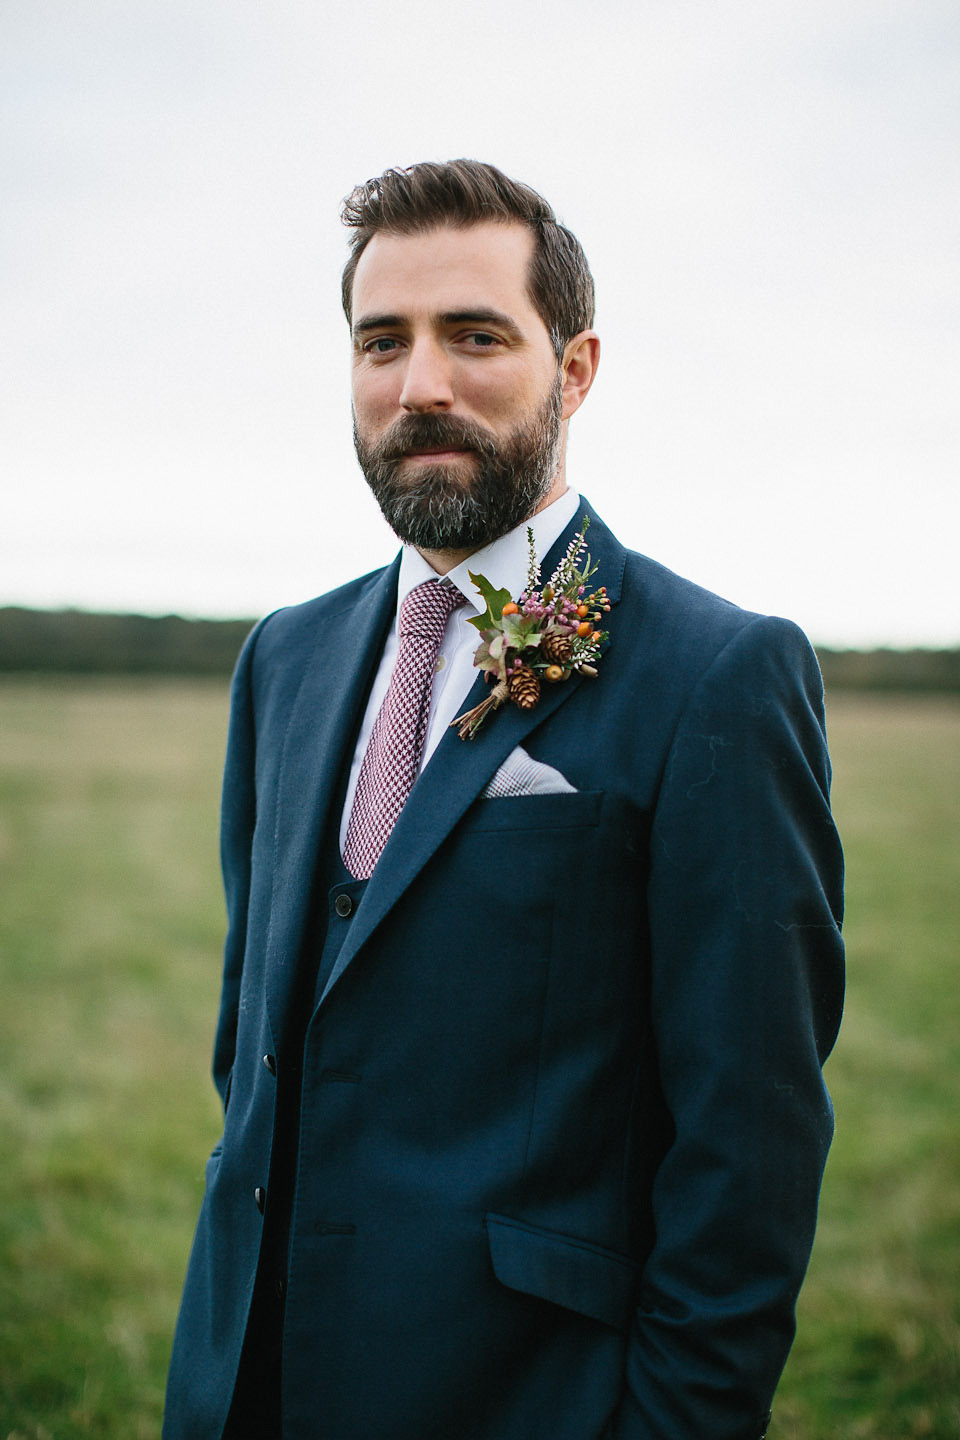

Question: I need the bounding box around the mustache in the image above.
[366,413,499,462]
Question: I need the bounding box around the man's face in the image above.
[350,222,566,554]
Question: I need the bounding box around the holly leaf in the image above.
[466,571,513,632]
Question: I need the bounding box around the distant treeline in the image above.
[0,608,254,677]
[1,606,959,692]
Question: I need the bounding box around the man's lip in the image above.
[401,447,472,461]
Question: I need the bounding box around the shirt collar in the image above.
[396,488,581,617]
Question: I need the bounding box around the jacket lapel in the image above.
[318,501,626,1005]
[264,557,399,1037]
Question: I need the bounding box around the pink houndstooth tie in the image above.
[343,579,466,879]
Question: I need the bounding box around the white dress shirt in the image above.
[338,488,580,851]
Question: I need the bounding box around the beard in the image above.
[353,379,563,552]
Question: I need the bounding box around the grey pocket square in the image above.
[482,746,577,798]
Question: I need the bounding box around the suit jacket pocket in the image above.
[485,1212,639,1332]
[467,789,604,834]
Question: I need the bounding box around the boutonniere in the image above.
[452,516,610,740]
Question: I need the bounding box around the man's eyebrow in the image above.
[352,313,405,337]
[352,308,525,340]
[439,308,524,339]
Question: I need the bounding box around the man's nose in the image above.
[398,339,454,412]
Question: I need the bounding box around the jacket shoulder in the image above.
[600,543,826,755]
[581,500,812,667]
[621,546,814,669]
[234,561,396,681]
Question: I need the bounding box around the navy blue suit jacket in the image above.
[164,500,844,1439]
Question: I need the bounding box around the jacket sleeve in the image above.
[211,618,269,1112]
[612,615,845,1439]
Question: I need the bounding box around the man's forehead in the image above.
[351,221,537,319]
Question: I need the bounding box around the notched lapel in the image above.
[264,559,399,1035]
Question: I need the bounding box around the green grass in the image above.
[773,694,960,1439]
[0,680,226,1438]
[1,680,958,1437]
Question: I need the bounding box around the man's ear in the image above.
[560,331,600,420]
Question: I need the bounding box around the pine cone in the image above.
[540,628,573,665]
[507,663,541,710]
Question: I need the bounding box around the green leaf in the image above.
[472,635,508,679]
[501,613,541,650]
[466,571,513,631]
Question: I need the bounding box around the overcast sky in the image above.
[2,0,957,647]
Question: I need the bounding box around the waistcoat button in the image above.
[334,893,353,918]
[254,1186,266,1213]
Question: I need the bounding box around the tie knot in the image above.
[398,580,465,642]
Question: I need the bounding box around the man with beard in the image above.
[165,161,844,1440]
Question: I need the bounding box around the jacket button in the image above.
[334,893,353,918]
[262,1053,277,1075]
[254,1186,266,1213]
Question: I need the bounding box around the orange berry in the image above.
[576,621,592,637]
[592,630,603,641]
[502,601,519,616]
[576,603,589,618]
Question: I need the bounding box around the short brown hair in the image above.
[340,159,595,361]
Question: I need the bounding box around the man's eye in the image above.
[465,332,498,348]
[364,337,400,355]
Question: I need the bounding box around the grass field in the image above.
[1,679,958,1438]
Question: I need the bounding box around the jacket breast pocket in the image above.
[485,1212,640,1332]
[466,789,604,834]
